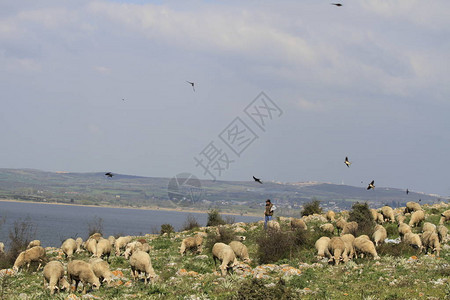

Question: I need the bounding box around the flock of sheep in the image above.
[2,201,449,295]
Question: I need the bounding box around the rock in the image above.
[194,255,209,260]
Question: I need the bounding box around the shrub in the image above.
[348,202,375,236]
[301,199,322,216]
[224,215,235,225]
[182,214,201,231]
[233,278,295,300]
[205,226,236,253]
[256,230,295,264]
[207,209,226,227]
[87,215,103,238]
[377,242,418,257]
[160,224,175,237]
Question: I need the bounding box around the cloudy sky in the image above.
[1,1,449,196]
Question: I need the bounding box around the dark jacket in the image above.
[265,203,273,216]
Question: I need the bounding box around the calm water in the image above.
[0,201,260,247]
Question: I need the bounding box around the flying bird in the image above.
[367,180,375,190]
[105,172,114,178]
[186,81,195,92]
[331,3,343,6]
[253,176,263,184]
[122,98,125,101]
[344,156,351,167]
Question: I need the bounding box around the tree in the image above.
[301,199,322,216]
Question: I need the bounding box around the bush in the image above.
[301,199,322,217]
[377,242,419,257]
[87,215,103,238]
[205,226,236,253]
[348,202,375,236]
[256,230,295,264]
[233,278,295,300]
[207,209,226,227]
[160,224,175,237]
[182,214,201,231]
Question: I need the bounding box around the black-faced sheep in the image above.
[61,238,77,260]
[439,210,450,225]
[67,260,100,294]
[212,243,237,276]
[89,258,114,285]
[42,261,70,295]
[372,224,387,247]
[179,234,204,256]
[229,241,251,264]
[353,236,379,260]
[13,246,46,272]
[409,210,425,227]
[381,206,395,223]
[291,218,307,231]
[129,250,157,284]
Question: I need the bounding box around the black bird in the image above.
[105,172,114,178]
[331,3,343,6]
[367,180,375,190]
[253,176,263,184]
[186,81,195,92]
[406,189,409,195]
[122,98,125,101]
[344,156,351,168]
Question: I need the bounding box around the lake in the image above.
[0,201,261,247]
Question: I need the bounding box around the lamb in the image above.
[179,234,204,256]
[124,241,144,259]
[13,246,46,272]
[61,238,78,260]
[266,220,281,232]
[27,240,41,249]
[315,237,331,259]
[340,234,355,260]
[398,223,412,239]
[67,260,100,294]
[129,250,157,284]
[291,218,307,231]
[89,258,114,284]
[320,223,335,234]
[229,241,251,264]
[372,225,387,247]
[75,237,83,253]
[326,210,335,222]
[439,210,450,225]
[421,231,441,257]
[212,243,237,276]
[327,237,347,265]
[341,221,358,236]
[42,261,70,295]
[84,238,97,256]
[437,225,448,243]
[381,206,395,223]
[409,210,425,227]
[403,232,422,251]
[404,201,421,214]
[95,238,112,260]
[353,236,379,260]
[115,236,132,256]
[422,222,436,233]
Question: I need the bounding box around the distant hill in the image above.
[0,168,445,215]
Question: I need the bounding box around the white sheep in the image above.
[291,218,307,231]
[320,223,335,234]
[340,234,355,260]
[84,238,97,256]
[13,246,46,272]
[372,225,387,247]
[95,238,112,260]
[27,240,41,249]
[0,242,4,254]
[124,241,144,259]
[336,218,347,235]
[42,261,70,295]
[229,241,251,264]
[61,238,77,260]
[89,258,114,284]
[409,210,425,227]
[370,209,378,222]
[315,236,331,259]
[341,221,358,236]
[75,237,83,253]
[328,237,347,265]
[107,236,116,247]
[115,236,132,256]
[439,210,450,225]
[353,236,379,260]
[129,250,157,284]
[212,243,237,276]
[398,223,412,240]
[396,215,406,224]
[89,232,102,241]
[437,225,448,243]
[421,231,441,257]
[180,234,204,256]
[422,222,436,233]
[381,206,395,223]
[403,232,422,252]
[67,260,100,294]
[326,210,336,222]
[404,201,421,214]
[266,220,281,232]
[376,213,385,224]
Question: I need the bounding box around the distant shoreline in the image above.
[0,199,261,218]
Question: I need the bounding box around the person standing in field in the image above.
[264,199,274,229]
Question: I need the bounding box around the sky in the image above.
[1,1,449,196]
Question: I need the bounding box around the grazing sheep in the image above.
[328,237,347,265]
[439,210,450,225]
[341,221,358,236]
[129,250,157,284]
[61,238,77,260]
[353,236,379,260]
[409,210,425,227]
[320,223,335,234]
[421,231,441,257]
[291,218,307,231]
[405,201,421,214]
[229,241,251,263]
[370,209,378,222]
[315,237,331,259]
[115,236,132,256]
[89,258,114,284]
[381,206,395,223]
[396,215,406,224]
[179,234,204,256]
[75,237,83,253]
[340,234,355,260]
[212,243,237,276]
[437,225,448,243]
[95,238,112,260]
[13,246,46,272]
[27,240,41,249]
[326,210,336,222]
[89,233,102,241]
[0,242,4,254]
[67,260,100,294]
[107,236,116,247]
[403,232,423,251]
[372,225,387,247]
[124,241,144,259]
[398,223,412,240]
[336,218,347,235]
[266,220,281,232]
[85,238,97,256]
[43,261,70,295]
[422,222,436,233]
[376,213,385,224]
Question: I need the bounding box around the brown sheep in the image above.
[341,221,358,236]
[180,234,204,256]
